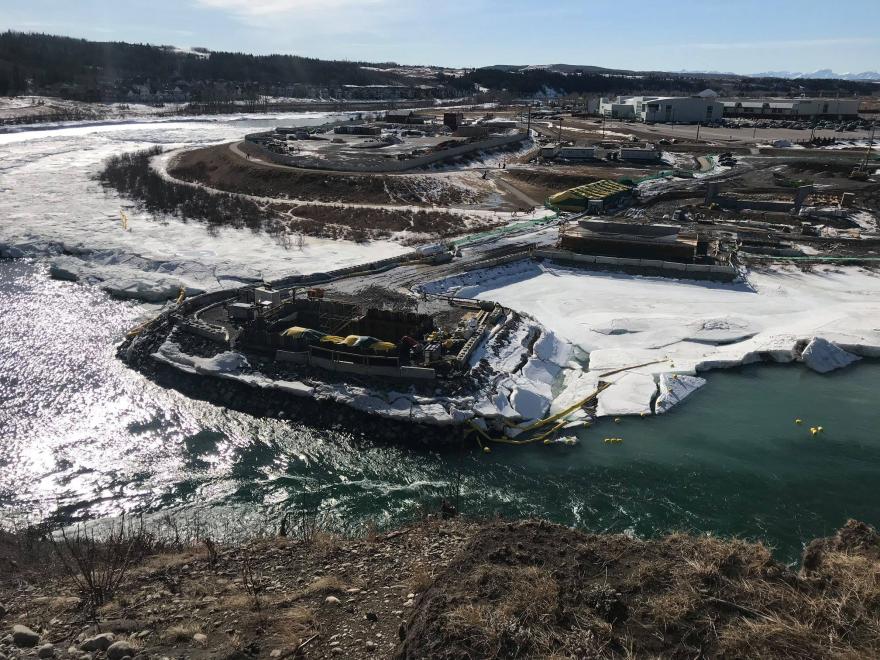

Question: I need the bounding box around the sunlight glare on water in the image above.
[0,116,878,562]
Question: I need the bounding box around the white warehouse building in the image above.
[600,93,860,123]
[600,95,723,124]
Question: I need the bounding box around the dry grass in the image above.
[409,563,434,594]
[163,623,203,643]
[299,575,348,599]
[402,520,880,660]
[441,565,561,657]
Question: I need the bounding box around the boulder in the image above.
[12,624,40,647]
[107,640,136,660]
[37,643,55,658]
[80,633,115,652]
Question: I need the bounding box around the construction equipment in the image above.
[850,122,877,181]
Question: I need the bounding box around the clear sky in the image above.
[3,0,879,73]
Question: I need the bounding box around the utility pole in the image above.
[696,123,701,142]
[526,105,532,135]
[557,117,563,144]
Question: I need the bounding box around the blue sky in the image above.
[3,0,879,73]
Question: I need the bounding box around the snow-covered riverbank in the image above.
[0,116,410,301]
[420,259,880,417]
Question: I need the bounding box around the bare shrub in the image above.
[203,537,219,568]
[52,518,155,610]
[239,550,266,611]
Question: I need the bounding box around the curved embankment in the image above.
[161,142,499,214]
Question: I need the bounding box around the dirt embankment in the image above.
[169,144,483,207]
[3,518,880,659]
[500,163,654,202]
[101,147,501,244]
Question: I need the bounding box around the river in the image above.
[1,114,878,561]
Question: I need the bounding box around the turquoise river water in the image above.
[1,260,878,562]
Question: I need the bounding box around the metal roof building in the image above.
[548,180,632,212]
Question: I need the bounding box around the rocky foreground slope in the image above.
[2,518,879,659]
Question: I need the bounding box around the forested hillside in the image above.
[0,31,405,96]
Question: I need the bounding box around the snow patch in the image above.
[597,372,657,417]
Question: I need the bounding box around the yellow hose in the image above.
[464,359,669,449]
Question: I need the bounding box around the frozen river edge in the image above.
[108,251,880,440]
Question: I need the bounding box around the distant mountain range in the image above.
[749,69,880,81]
[495,64,880,82]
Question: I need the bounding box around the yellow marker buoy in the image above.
[614,418,621,424]
[483,446,492,454]
[817,426,824,433]
[810,427,818,436]
[795,419,803,425]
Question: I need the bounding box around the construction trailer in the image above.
[559,220,699,263]
[540,143,560,159]
[454,125,491,139]
[547,180,633,213]
[558,146,600,160]
[619,144,661,161]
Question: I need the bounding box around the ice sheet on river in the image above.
[0,118,409,301]
[422,261,880,418]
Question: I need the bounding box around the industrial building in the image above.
[547,180,633,213]
[600,94,860,123]
[559,220,700,263]
[601,95,724,124]
[720,98,860,120]
[382,111,427,125]
[334,125,382,136]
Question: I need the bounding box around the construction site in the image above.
[108,102,880,445]
[244,110,529,172]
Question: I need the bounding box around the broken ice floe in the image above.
[655,374,707,414]
[799,337,861,374]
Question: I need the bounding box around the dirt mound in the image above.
[398,519,880,659]
[170,143,481,207]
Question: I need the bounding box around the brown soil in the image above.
[4,519,880,659]
[169,144,483,207]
